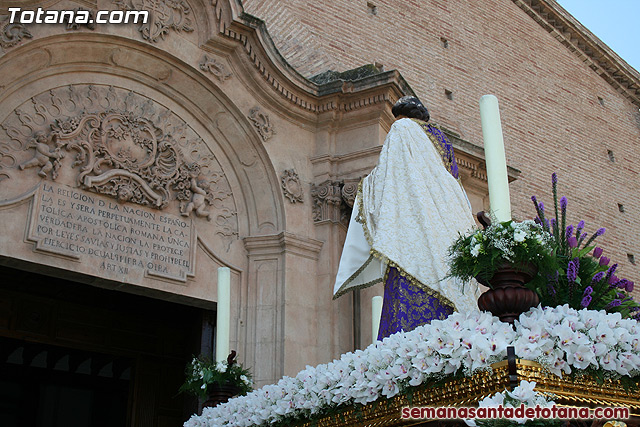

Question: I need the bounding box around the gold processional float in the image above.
[198,97,640,427]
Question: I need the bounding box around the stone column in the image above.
[243,232,323,386]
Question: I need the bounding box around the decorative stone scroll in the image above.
[0,15,32,50]
[200,55,232,81]
[248,107,274,141]
[280,169,303,203]
[1,84,238,247]
[28,181,195,282]
[311,177,361,225]
[65,8,96,31]
[115,0,194,42]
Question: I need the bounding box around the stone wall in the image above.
[244,0,640,287]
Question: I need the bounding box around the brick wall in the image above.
[244,0,640,288]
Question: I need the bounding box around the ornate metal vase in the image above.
[201,383,241,412]
[477,263,540,325]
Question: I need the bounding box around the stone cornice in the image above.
[209,0,413,115]
[444,129,520,183]
[514,0,640,107]
[244,232,323,260]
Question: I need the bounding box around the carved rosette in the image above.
[311,178,361,225]
[0,15,33,50]
[1,84,238,245]
[115,0,194,42]
[200,55,232,81]
[248,107,274,141]
[281,169,303,203]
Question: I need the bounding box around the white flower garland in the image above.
[465,380,556,426]
[185,306,640,427]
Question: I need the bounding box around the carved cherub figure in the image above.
[181,176,212,221]
[19,131,65,179]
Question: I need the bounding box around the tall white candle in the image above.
[216,267,231,363]
[371,296,383,344]
[479,95,512,222]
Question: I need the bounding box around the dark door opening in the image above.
[1,336,131,427]
[0,265,210,426]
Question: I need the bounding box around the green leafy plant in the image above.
[448,219,555,287]
[528,173,639,318]
[180,352,253,399]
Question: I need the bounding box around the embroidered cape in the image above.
[333,118,478,312]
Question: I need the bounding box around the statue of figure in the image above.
[19,131,65,179]
[181,176,212,220]
[333,96,479,340]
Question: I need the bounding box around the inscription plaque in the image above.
[27,182,196,282]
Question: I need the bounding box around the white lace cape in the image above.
[332,118,479,312]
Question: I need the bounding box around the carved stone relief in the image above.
[248,107,274,141]
[65,8,96,31]
[280,169,303,203]
[311,177,361,225]
[0,84,238,246]
[200,55,232,81]
[0,15,33,50]
[115,0,194,42]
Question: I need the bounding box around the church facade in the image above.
[0,0,638,424]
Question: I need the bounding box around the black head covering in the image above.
[392,96,430,122]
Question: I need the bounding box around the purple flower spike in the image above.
[583,286,593,296]
[593,247,603,258]
[617,279,629,289]
[550,218,556,228]
[567,236,578,248]
[552,173,558,185]
[560,196,568,211]
[580,295,592,308]
[596,228,606,236]
[567,260,578,283]
[606,264,618,283]
[531,195,538,204]
[591,271,605,284]
[608,274,619,285]
[580,232,587,240]
[627,282,635,292]
[576,220,585,233]
[566,225,574,238]
[538,202,544,213]
[606,299,622,309]
[599,256,610,266]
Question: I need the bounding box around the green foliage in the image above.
[179,355,253,399]
[528,174,640,317]
[448,219,556,287]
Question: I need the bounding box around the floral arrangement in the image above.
[184,306,640,427]
[448,219,555,286]
[466,380,561,426]
[180,353,253,399]
[528,173,639,318]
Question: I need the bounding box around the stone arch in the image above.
[0,33,285,247]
